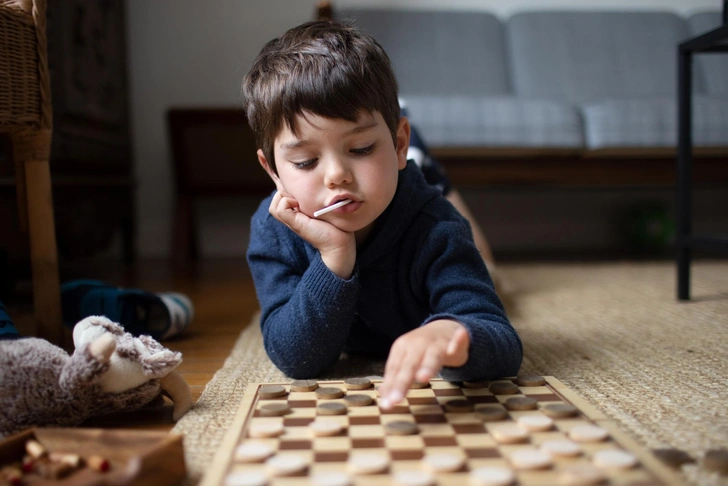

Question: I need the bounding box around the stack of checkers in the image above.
[204,375,685,486]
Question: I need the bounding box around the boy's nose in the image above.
[323,159,352,187]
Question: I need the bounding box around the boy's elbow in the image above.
[262,325,348,379]
[503,328,524,376]
[265,343,336,380]
[504,350,523,377]
[273,359,332,380]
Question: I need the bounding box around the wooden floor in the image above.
[13,258,260,433]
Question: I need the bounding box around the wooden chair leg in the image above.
[172,195,194,271]
[12,128,63,345]
[14,148,28,233]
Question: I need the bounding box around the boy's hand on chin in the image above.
[269,190,356,279]
[379,320,470,410]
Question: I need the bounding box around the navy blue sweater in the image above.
[246,161,522,380]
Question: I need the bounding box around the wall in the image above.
[125,0,725,258]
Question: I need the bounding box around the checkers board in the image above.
[201,376,682,486]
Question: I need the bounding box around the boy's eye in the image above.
[351,144,375,155]
[293,159,317,170]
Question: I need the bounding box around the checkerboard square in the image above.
[528,394,561,402]
[495,395,523,404]
[414,414,448,424]
[410,404,444,415]
[287,392,314,401]
[380,405,410,415]
[390,450,424,461]
[379,414,415,425]
[465,447,501,459]
[445,413,483,424]
[423,436,458,447]
[348,406,380,417]
[433,388,465,397]
[462,388,494,396]
[288,400,317,408]
[313,437,351,451]
[466,395,499,404]
[430,381,459,390]
[386,435,425,450]
[258,396,287,401]
[314,451,348,462]
[457,434,496,448]
[280,439,312,450]
[349,425,385,438]
[419,424,455,437]
[288,407,317,418]
[407,396,440,406]
[349,416,380,426]
[283,417,315,427]
[351,438,385,448]
[452,423,486,434]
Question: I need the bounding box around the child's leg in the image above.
[404,109,498,272]
[444,188,496,268]
[61,280,194,341]
[0,300,20,340]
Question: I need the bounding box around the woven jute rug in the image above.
[173,260,728,485]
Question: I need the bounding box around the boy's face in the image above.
[258,110,410,242]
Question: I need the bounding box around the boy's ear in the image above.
[395,117,411,170]
[257,149,281,186]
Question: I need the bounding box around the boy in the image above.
[243,20,522,409]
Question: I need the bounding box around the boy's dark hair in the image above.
[242,20,400,175]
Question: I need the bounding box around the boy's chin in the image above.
[327,220,369,234]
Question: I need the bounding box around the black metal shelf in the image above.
[676,7,728,300]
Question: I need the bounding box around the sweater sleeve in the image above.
[246,207,360,378]
[416,219,523,382]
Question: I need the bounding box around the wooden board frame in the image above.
[202,377,684,486]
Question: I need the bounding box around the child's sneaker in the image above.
[0,301,20,340]
[61,280,194,341]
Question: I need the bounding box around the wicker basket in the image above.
[0,0,50,130]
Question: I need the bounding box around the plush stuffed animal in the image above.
[0,316,193,439]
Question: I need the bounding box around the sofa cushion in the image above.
[687,12,728,97]
[336,8,510,96]
[403,95,584,148]
[581,96,728,149]
[507,11,698,103]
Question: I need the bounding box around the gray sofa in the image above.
[335,8,728,162]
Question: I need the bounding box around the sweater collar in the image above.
[357,160,441,266]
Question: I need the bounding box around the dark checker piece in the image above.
[444,399,475,413]
[515,373,546,387]
[385,420,419,436]
[474,404,508,422]
[290,380,319,392]
[344,378,372,390]
[652,448,695,469]
[703,448,728,475]
[316,387,344,399]
[344,394,374,407]
[259,402,291,416]
[504,396,538,411]
[317,402,348,416]
[259,385,287,399]
[542,403,579,418]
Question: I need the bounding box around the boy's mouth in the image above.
[327,194,357,206]
[313,198,354,218]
